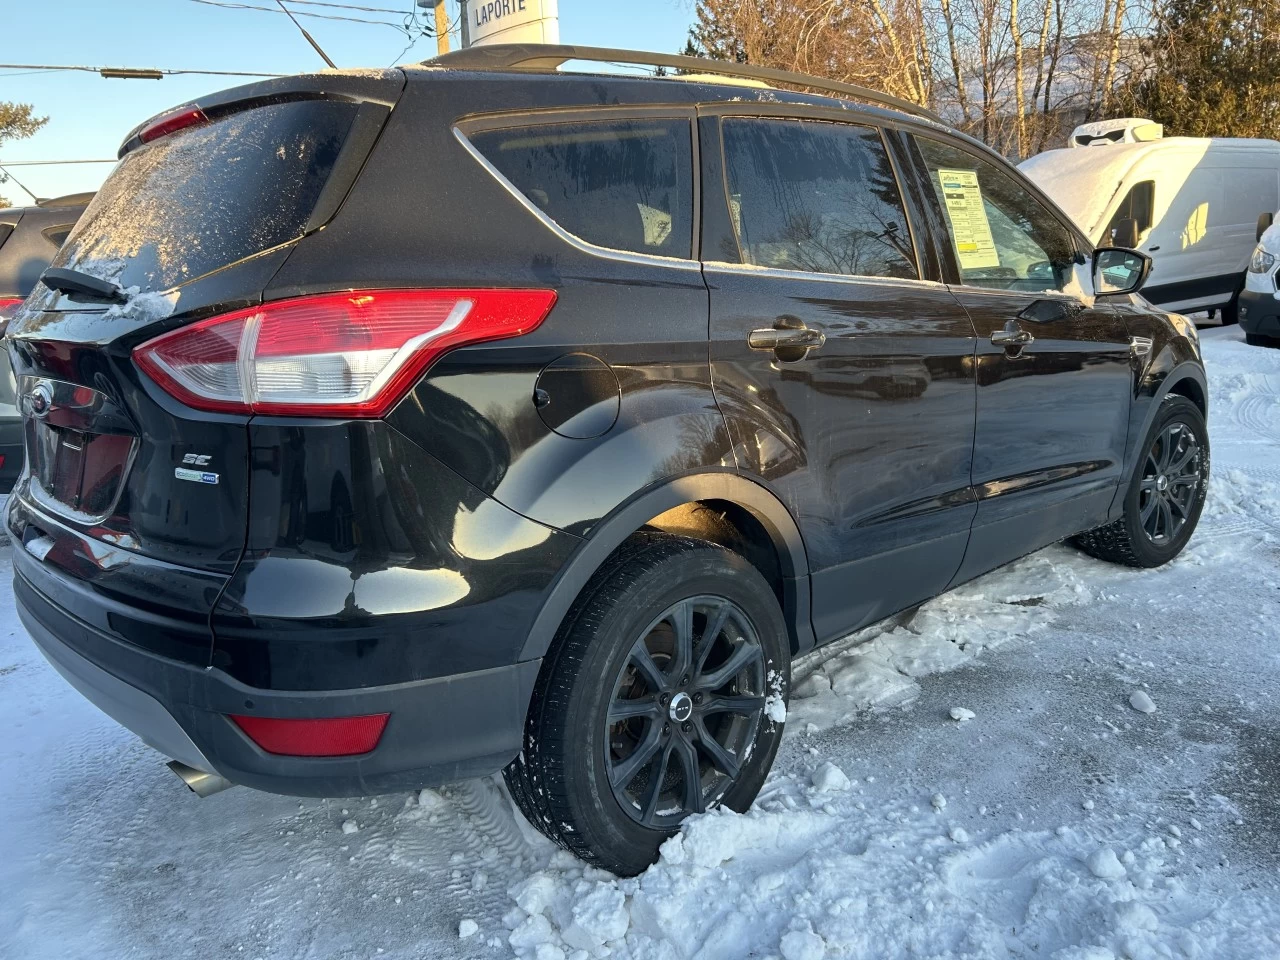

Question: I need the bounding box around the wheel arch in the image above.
[519,472,815,662]
[1163,366,1207,417]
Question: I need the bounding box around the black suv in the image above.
[0,192,92,491]
[8,46,1208,876]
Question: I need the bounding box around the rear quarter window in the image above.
[466,117,694,260]
[56,99,358,291]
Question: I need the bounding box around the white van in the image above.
[1020,119,1280,321]
[1240,217,1280,344]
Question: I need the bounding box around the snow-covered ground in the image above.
[2,326,1278,960]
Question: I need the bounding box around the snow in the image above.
[1085,847,1128,879]
[810,761,851,793]
[949,706,976,722]
[2,327,1280,959]
[1129,690,1158,714]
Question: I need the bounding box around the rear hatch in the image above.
[6,72,403,656]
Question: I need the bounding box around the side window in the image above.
[720,118,918,280]
[467,118,693,259]
[915,136,1077,293]
[1105,180,1155,243]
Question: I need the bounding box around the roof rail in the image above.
[426,44,942,125]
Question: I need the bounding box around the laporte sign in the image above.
[470,0,560,47]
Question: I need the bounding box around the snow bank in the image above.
[788,548,1094,732]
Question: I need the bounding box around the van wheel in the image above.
[1219,295,1240,326]
[1073,395,1209,568]
[504,533,790,876]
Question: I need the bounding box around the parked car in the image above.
[1020,120,1280,324]
[7,47,1208,876]
[1241,213,1280,345]
[0,192,93,492]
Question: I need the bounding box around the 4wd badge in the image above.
[176,453,218,484]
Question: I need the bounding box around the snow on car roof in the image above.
[1020,137,1280,240]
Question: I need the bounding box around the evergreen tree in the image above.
[1119,0,1280,137]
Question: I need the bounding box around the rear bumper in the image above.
[1239,289,1280,336]
[16,565,540,797]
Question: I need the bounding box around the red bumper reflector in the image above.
[230,713,389,757]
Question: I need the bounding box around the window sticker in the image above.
[937,168,1000,269]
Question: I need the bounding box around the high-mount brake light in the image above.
[139,107,210,144]
[133,289,557,418]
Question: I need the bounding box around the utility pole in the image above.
[459,0,471,48]
[434,0,449,55]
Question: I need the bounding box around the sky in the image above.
[0,0,696,202]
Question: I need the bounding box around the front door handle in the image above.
[748,327,826,351]
[990,320,1034,348]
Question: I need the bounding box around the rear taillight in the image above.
[0,297,23,337]
[140,107,209,144]
[133,288,557,417]
[230,713,389,757]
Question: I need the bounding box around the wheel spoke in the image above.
[1157,427,1177,470]
[1157,498,1175,539]
[670,736,704,815]
[628,640,668,693]
[694,601,731,674]
[701,693,765,716]
[1169,495,1188,519]
[665,599,695,682]
[639,743,672,825]
[693,718,741,779]
[610,721,663,790]
[1140,476,1159,492]
[608,696,662,723]
[698,641,763,691]
[1168,440,1198,475]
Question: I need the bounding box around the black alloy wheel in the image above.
[605,595,767,828]
[504,533,790,876]
[1137,421,1204,545]
[1074,394,1209,568]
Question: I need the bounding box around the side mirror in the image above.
[1111,217,1140,249]
[1258,211,1274,242]
[1094,246,1152,296]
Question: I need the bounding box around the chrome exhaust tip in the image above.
[167,760,235,798]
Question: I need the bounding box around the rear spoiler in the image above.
[118,69,407,158]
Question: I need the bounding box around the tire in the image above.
[504,533,790,876]
[1074,395,1209,568]
[1219,294,1239,326]
[1246,333,1279,348]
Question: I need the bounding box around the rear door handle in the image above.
[990,321,1034,347]
[748,327,826,351]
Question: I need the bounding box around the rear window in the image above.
[467,118,694,259]
[55,99,357,291]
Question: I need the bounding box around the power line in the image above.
[285,0,417,13]
[0,62,286,78]
[187,0,411,31]
[0,159,117,166]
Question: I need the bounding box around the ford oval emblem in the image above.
[28,382,53,418]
